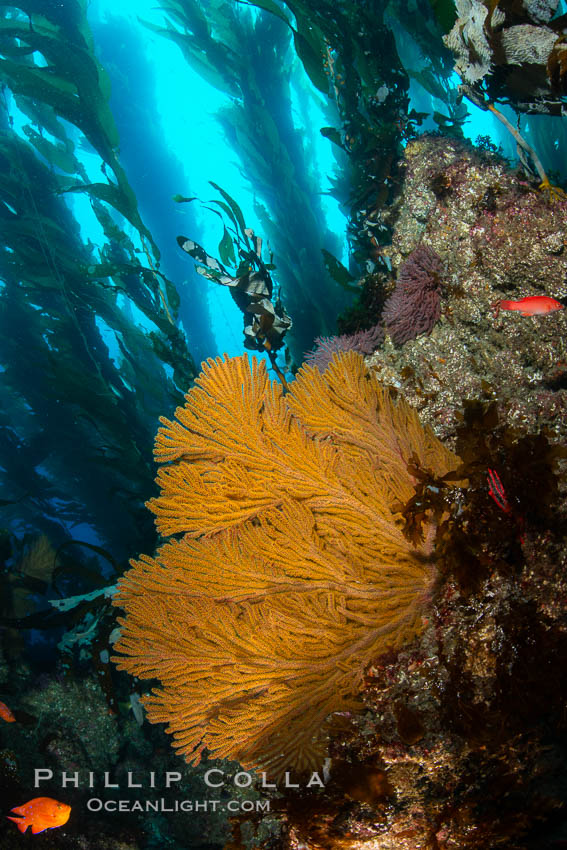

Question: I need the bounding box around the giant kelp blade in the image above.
[321,248,359,292]
[234,0,293,29]
[138,16,238,96]
[177,236,228,274]
[218,226,237,267]
[0,23,196,559]
[292,28,328,95]
[209,181,249,242]
[61,181,147,235]
[0,4,158,254]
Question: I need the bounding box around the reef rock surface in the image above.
[253,136,567,850]
[369,134,567,447]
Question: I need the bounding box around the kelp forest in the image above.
[2,0,567,848]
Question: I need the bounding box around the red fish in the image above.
[7,797,71,834]
[492,295,565,317]
[0,700,15,722]
[487,468,511,514]
[487,468,525,544]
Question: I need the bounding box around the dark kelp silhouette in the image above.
[177,184,292,382]
[141,0,350,359]
[0,3,196,560]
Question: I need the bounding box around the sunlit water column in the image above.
[87,0,348,365]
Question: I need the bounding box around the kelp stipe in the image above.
[143,0,349,358]
[0,3,197,560]
[176,183,293,382]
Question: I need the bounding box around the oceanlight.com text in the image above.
[86,798,271,814]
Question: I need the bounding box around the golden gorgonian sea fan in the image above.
[112,351,458,775]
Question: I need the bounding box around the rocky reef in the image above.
[250,135,567,850]
[369,134,567,446]
[2,134,566,850]
[0,640,248,849]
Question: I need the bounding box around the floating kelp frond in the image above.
[177,184,292,380]
[144,0,409,356]
[0,122,192,559]
[0,2,157,254]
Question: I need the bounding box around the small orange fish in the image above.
[7,797,71,834]
[0,700,16,722]
[492,295,565,317]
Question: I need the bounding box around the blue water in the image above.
[5,0,549,370]
[3,0,563,559]
[83,0,349,363]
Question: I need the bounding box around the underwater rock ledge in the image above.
[368,134,567,447]
[253,135,567,850]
